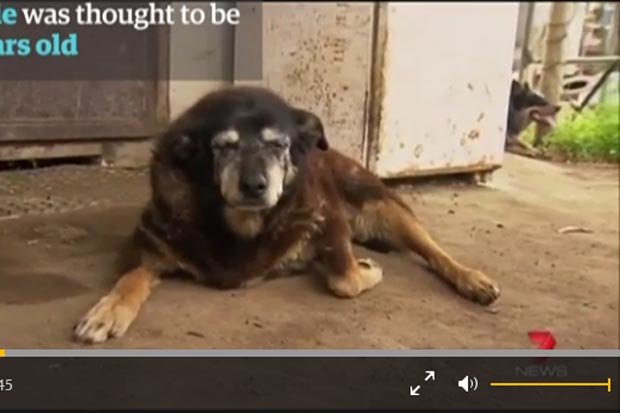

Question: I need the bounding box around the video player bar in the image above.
[0,354,618,411]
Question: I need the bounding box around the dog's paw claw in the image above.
[73,295,135,344]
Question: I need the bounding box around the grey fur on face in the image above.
[213,127,294,210]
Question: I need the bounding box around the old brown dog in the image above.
[73,86,500,343]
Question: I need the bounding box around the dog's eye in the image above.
[223,142,239,150]
[213,141,239,151]
[269,140,289,150]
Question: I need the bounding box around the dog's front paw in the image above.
[506,142,541,158]
[73,294,137,344]
[457,269,500,305]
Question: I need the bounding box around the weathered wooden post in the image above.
[534,2,571,147]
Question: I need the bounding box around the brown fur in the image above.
[73,87,500,344]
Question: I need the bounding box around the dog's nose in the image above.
[239,174,267,198]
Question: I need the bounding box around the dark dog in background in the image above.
[506,80,561,156]
[73,86,500,344]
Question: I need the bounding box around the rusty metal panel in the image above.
[253,2,375,162]
[371,3,519,178]
[0,80,159,143]
[0,19,166,144]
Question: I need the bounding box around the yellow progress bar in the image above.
[0,349,4,357]
[490,378,612,392]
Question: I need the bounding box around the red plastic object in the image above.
[528,330,557,350]
[528,330,556,363]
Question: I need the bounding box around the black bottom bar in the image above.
[0,357,618,411]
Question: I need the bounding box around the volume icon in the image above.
[457,375,479,392]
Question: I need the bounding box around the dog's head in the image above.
[159,86,329,211]
[510,80,561,129]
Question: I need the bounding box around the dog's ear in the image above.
[292,108,329,151]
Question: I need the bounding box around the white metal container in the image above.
[369,2,519,178]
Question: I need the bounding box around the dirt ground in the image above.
[0,154,617,349]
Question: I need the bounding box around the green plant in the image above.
[522,103,619,163]
[546,103,619,163]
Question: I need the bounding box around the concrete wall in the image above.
[168,2,234,120]
[249,2,375,162]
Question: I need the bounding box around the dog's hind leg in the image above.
[73,265,158,343]
[352,197,500,305]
